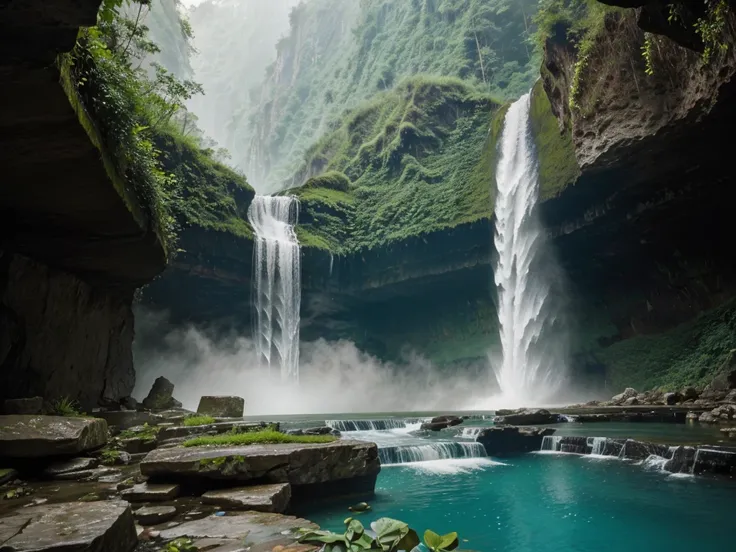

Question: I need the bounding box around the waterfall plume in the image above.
[247,195,301,381]
[492,92,567,404]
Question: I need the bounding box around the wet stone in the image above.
[134,505,178,525]
[121,482,180,502]
[43,457,98,476]
[0,415,108,458]
[0,500,137,552]
[201,483,291,513]
[53,467,120,481]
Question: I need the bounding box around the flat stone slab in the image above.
[197,396,245,418]
[0,500,136,552]
[134,505,177,525]
[121,482,180,502]
[140,440,380,488]
[44,457,98,476]
[157,421,265,441]
[202,483,291,513]
[0,415,108,458]
[159,511,316,545]
[94,411,163,431]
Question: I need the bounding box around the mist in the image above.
[132,310,500,416]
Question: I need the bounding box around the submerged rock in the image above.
[197,396,245,418]
[476,426,555,456]
[493,409,556,425]
[2,397,43,415]
[142,377,182,412]
[134,505,178,525]
[0,500,137,552]
[0,415,107,458]
[201,483,291,513]
[140,441,380,499]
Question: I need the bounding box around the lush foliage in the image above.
[300,517,459,552]
[597,300,736,391]
[292,76,499,252]
[183,415,216,426]
[232,0,539,191]
[695,0,731,62]
[183,429,336,447]
[118,422,160,440]
[67,0,208,249]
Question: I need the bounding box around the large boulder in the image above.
[141,377,181,411]
[0,415,107,458]
[664,445,696,474]
[611,388,638,405]
[618,439,669,461]
[0,500,136,552]
[420,415,463,431]
[2,397,43,415]
[663,392,682,405]
[197,396,245,418]
[476,426,556,456]
[202,483,291,513]
[140,440,380,500]
[681,387,699,401]
[493,409,557,425]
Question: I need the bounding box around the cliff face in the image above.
[0,0,167,408]
[537,2,736,390]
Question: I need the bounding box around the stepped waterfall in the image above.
[247,195,301,381]
[492,93,566,404]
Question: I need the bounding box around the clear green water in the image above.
[302,453,735,552]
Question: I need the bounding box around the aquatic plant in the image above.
[300,517,459,552]
[183,429,336,447]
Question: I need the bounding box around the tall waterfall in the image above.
[492,93,566,404]
[247,195,301,381]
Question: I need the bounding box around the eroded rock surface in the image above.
[0,500,137,552]
[197,396,245,418]
[0,415,107,458]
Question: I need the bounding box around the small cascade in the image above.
[588,437,608,456]
[458,427,482,440]
[379,442,487,465]
[641,454,669,471]
[248,195,301,381]
[326,419,408,432]
[540,436,563,452]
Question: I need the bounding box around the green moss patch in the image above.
[183,415,217,427]
[183,430,336,447]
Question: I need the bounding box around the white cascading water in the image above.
[493,92,566,404]
[247,195,301,381]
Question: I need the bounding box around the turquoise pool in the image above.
[303,453,735,552]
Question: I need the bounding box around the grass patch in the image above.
[183,430,336,447]
[48,397,85,417]
[183,415,217,427]
[119,423,160,441]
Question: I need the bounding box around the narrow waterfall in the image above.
[379,442,487,465]
[492,92,567,403]
[247,195,301,381]
[458,427,482,439]
[540,435,563,452]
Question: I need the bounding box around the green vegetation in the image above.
[165,538,198,552]
[183,415,216,427]
[99,448,127,466]
[292,76,499,252]
[48,397,85,417]
[695,0,731,63]
[300,517,459,552]
[119,422,160,440]
[183,429,336,447]
[529,80,580,198]
[597,300,736,391]
[239,0,540,189]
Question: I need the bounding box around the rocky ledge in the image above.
[0,415,108,459]
[140,440,380,501]
[476,426,557,456]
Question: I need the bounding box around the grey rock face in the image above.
[2,397,43,415]
[142,377,181,411]
[0,415,108,458]
[197,396,245,418]
[202,483,291,513]
[0,500,137,552]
